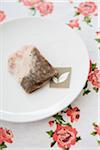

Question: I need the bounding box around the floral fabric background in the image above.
[0,0,100,150]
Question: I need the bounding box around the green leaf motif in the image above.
[47,130,54,137]
[95,38,100,43]
[93,87,99,93]
[78,27,81,30]
[92,63,97,71]
[30,7,35,10]
[61,110,66,113]
[83,81,88,89]
[84,16,91,24]
[74,12,80,16]
[0,142,7,150]
[30,7,36,16]
[83,89,91,95]
[97,140,100,145]
[64,148,69,150]
[68,105,72,109]
[66,123,72,127]
[76,136,81,142]
[93,122,97,127]
[91,131,97,136]
[50,141,56,147]
[53,114,65,123]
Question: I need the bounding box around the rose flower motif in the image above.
[96,31,100,35]
[88,69,100,88]
[0,128,13,144]
[53,124,77,149]
[66,106,80,123]
[0,10,6,22]
[20,0,41,7]
[89,60,92,74]
[77,2,97,16]
[68,19,80,29]
[94,124,100,136]
[48,120,54,127]
[36,2,53,16]
[91,123,100,144]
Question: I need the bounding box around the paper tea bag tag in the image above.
[50,67,72,88]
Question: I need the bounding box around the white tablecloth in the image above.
[0,1,99,150]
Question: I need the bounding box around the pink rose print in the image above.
[49,120,54,127]
[89,60,93,74]
[0,127,13,148]
[37,2,53,16]
[68,19,80,29]
[95,125,100,136]
[73,2,97,26]
[69,0,73,3]
[47,112,81,149]
[83,60,99,95]
[53,124,77,149]
[77,2,97,17]
[0,10,6,22]
[96,31,100,35]
[95,31,100,44]
[66,106,80,123]
[88,69,100,88]
[20,0,41,7]
[0,128,13,144]
[91,123,100,144]
[20,0,53,16]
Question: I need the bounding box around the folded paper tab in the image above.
[50,67,72,88]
